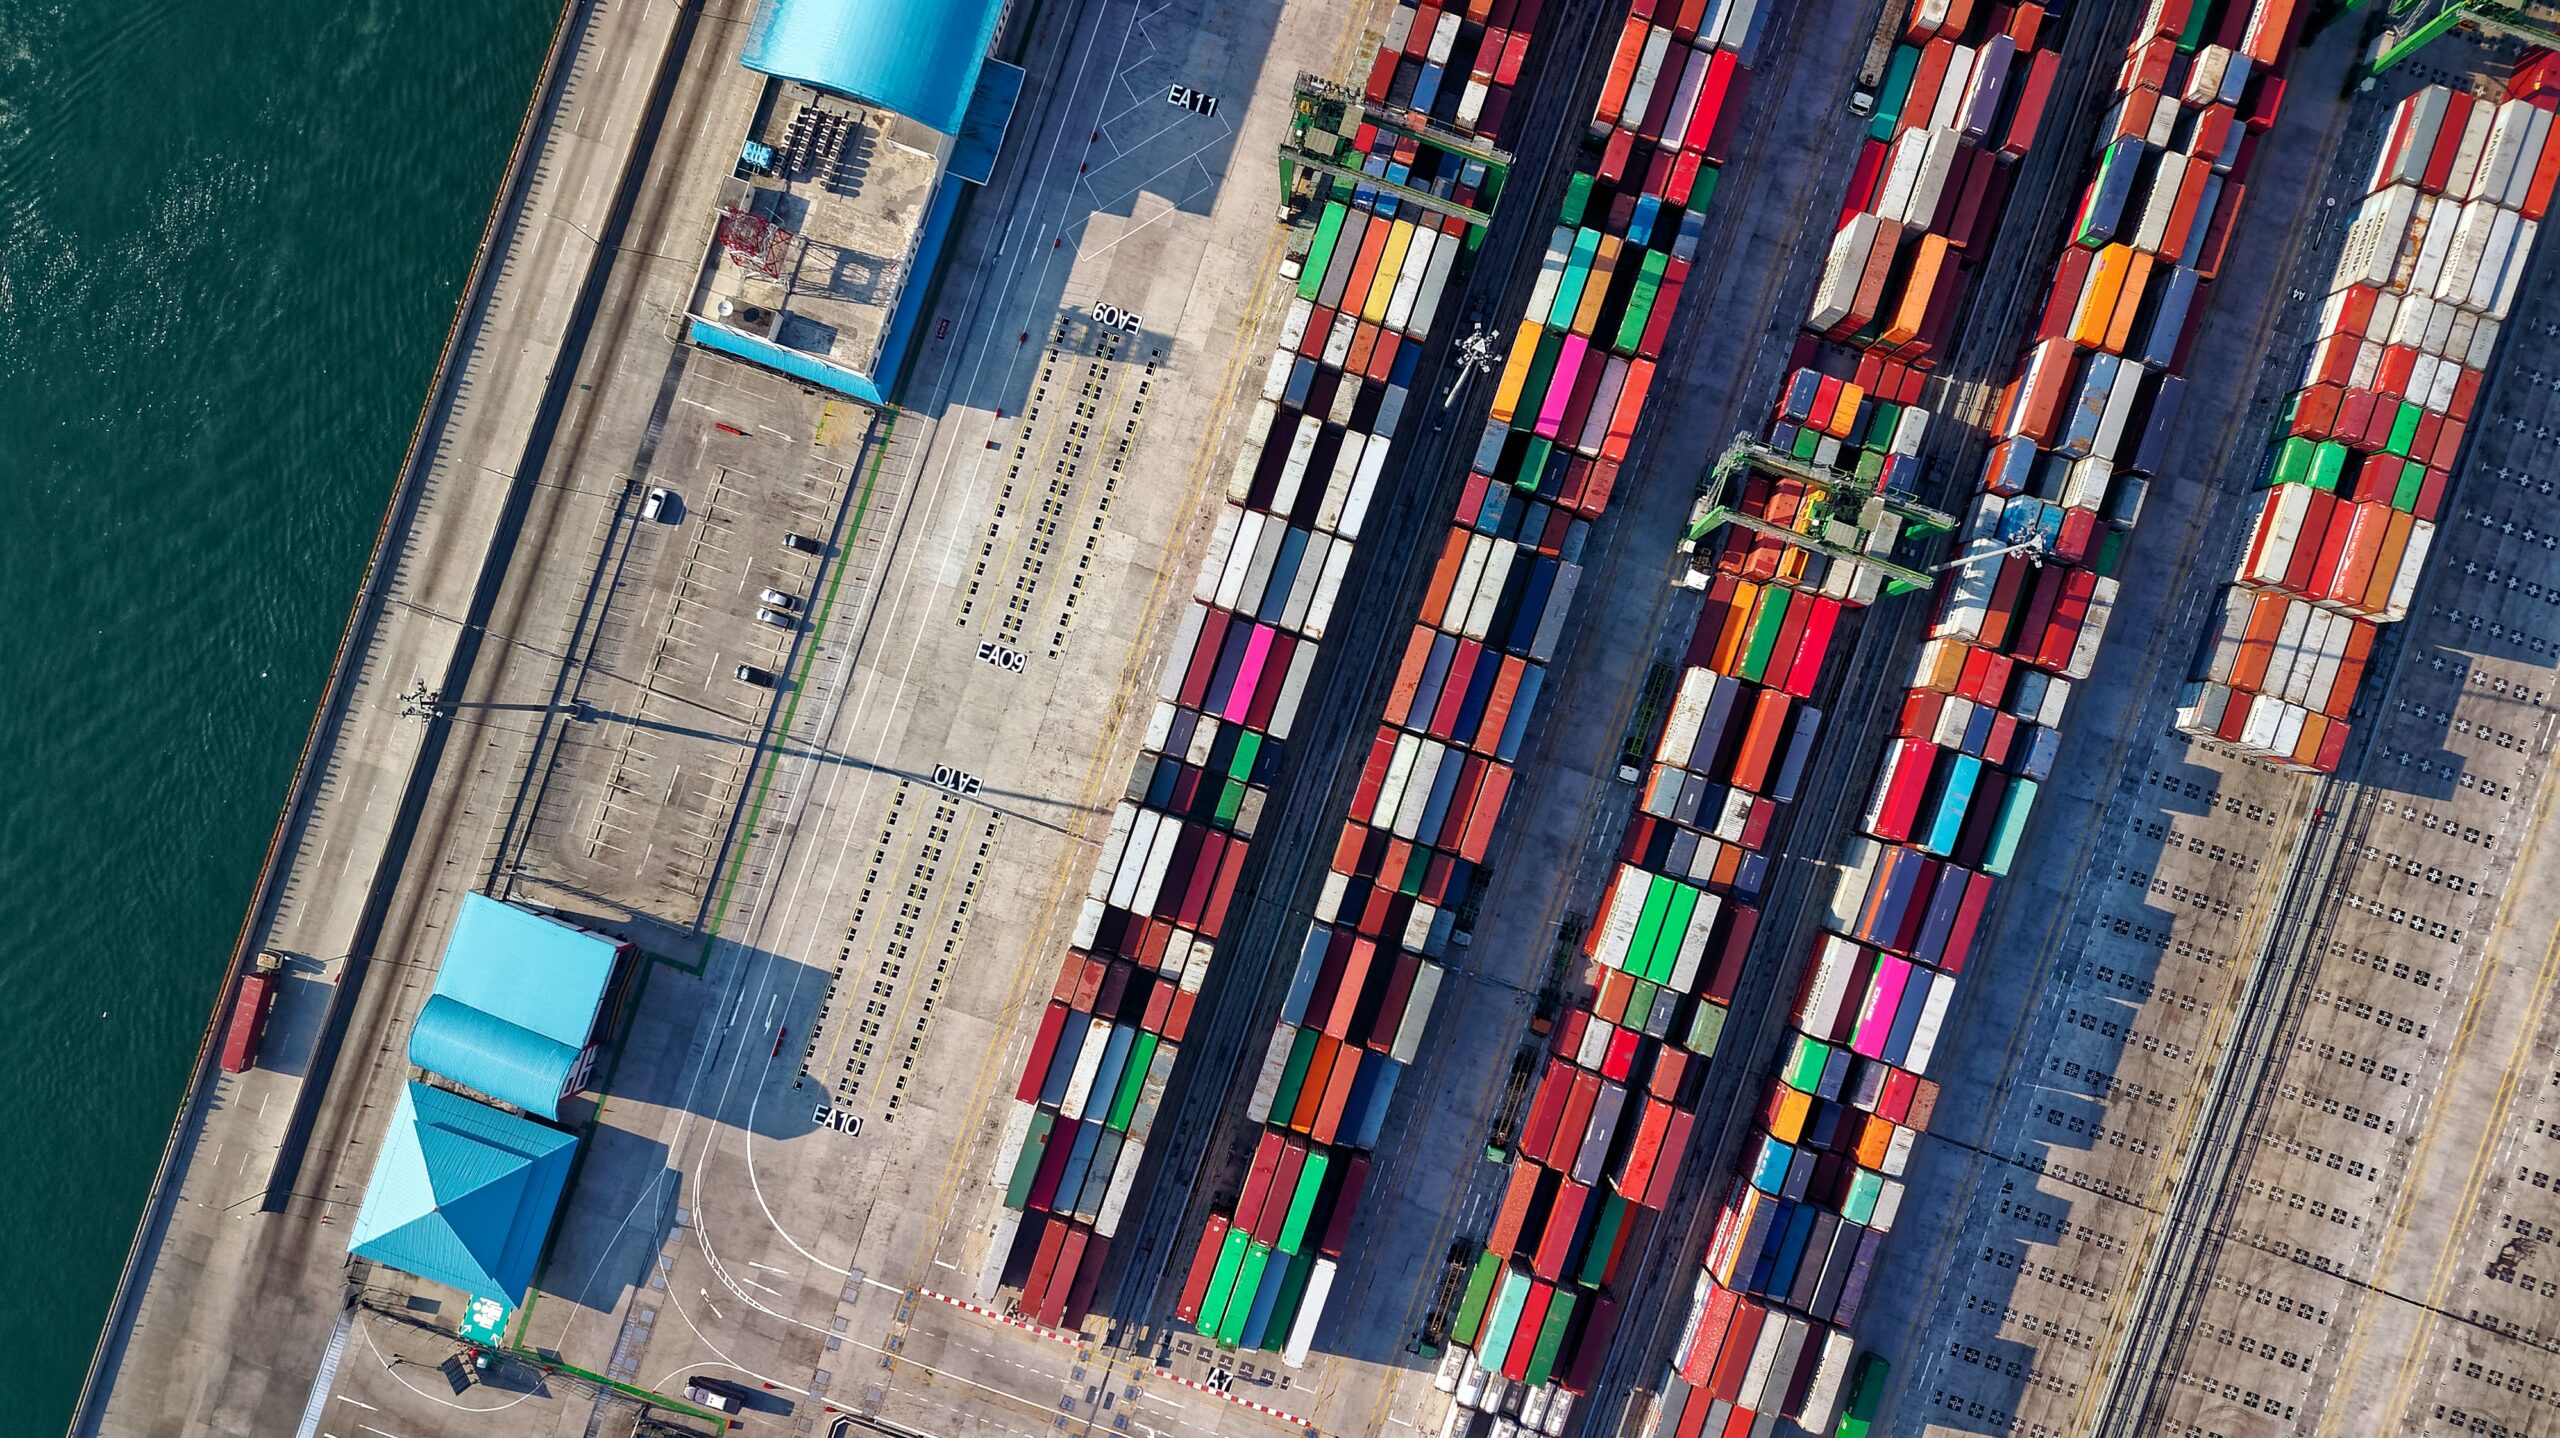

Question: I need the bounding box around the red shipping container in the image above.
[1175,1215,1231,1322]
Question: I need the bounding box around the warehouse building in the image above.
[688,0,1023,402]
[347,895,634,1307]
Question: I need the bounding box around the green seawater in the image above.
[0,0,554,1424]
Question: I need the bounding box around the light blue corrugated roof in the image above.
[349,1082,578,1303]
[408,894,619,1118]
[434,894,618,1050]
[739,0,1005,135]
[410,996,582,1120]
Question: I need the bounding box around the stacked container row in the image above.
[1647,2,2317,1433]
[989,109,1510,1330]
[1363,0,1562,141]
[1186,0,1758,1388]
[2175,81,2560,770]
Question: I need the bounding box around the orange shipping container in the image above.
[1313,1044,1363,1145]
[1420,529,1471,628]
[1881,235,1951,347]
[2069,244,2134,349]
[1595,18,1649,127]
[1487,1160,1544,1257]
[1603,359,1657,463]
[2102,252,2155,355]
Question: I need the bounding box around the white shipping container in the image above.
[1930,45,1976,133]
[1058,1018,1113,1120]
[1657,668,1715,768]
[1411,228,1460,341]
[2384,520,2437,621]
[2446,98,2496,201]
[1229,399,1278,500]
[2490,218,2537,319]
[1622,27,1673,133]
[1906,128,1964,232]
[1796,1333,1859,1435]
[1281,1260,1335,1367]
[1808,214,1881,331]
[1527,227,1574,325]
[2505,105,2556,212]
[1301,541,1353,641]
[1321,308,1359,368]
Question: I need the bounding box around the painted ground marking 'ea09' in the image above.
[978,640,1029,673]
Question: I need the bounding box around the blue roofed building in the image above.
[348,1082,579,1304]
[689,0,1024,402]
[407,893,633,1119]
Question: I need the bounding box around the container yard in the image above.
[2176,80,2559,769]
[1639,1,2321,1431]
[84,0,2560,1433]
[988,0,1537,1338]
[1172,0,1769,1388]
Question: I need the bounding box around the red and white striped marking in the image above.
[1147,1366,1313,1430]
[915,1288,1081,1348]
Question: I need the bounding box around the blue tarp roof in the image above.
[348,1082,577,1303]
[408,894,619,1119]
[740,0,1006,136]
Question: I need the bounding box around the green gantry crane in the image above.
[1279,71,1513,234]
[2369,0,2560,72]
[1681,436,1958,597]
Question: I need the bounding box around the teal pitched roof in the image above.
[348,1082,577,1303]
[409,894,618,1118]
[739,0,1005,135]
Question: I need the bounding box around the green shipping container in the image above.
[1004,1111,1056,1208]
[1869,46,1921,142]
[1524,1289,1578,1388]
[2394,463,2426,512]
[1516,434,1554,492]
[1549,228,1601,331]
[2266,435,2314,488]
[1400,841,1433,895]
[1107,1033,1159,1131]
[1577,1193,1632,1288]
[1219,1243,1274,1345]
[1262,1251,1316,1352]
[1844,1168,1885,1225]
[1853,448,1887,484]
[2093,526,2126,577]
[1623,978,1658,1032]
[2385,403,2423,457]
[1685,1000,1726,1057]
[1270,1026,1319,1128]
[1515,331,1565,433]
[1228,731,1262,782]
[1982,776,2039,877]
[1278,1152,1330,1253]
[1791,424,1822,462]
[1629,877,1672,975]
[1198,1228,1252,1337]
[1651,884,1700,983]
[2311,439,2351,490]
[1687,164,1720,216]
[1784,1035,1831,1091]
[1613,249,1668,355]
[1214,778,1246,826]
[1561,171,1595,227]
[1451,1249,1504,1349]
[1475,1270,1533,1370]
[1299,202,1348,301]
[1740,587,1794,684]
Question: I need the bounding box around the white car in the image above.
[759,587,800,610]
[756,607,795,629]
[642,486,675,522]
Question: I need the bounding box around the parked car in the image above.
[736,664,778,688]
[756,607,795,629]
[759,587,800,610]
[642,487,675,522]
[783,530,824,555]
